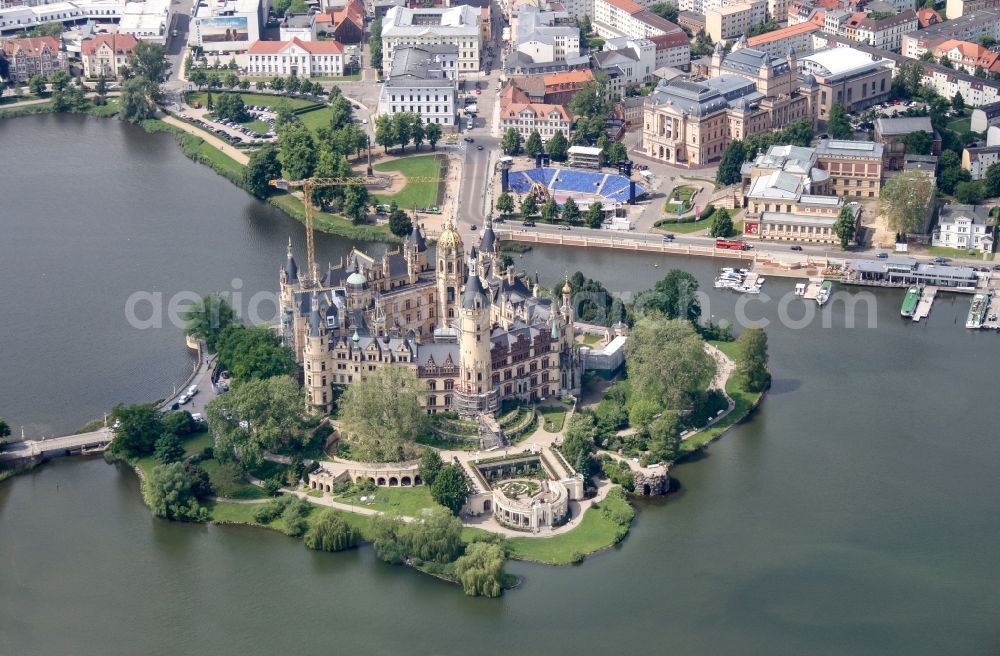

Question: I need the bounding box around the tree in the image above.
[646,411,681,462]
[0,417,9,446]
[419,448,444,487]
[716,140,746,185]
[214,93,249,122]
[426,122,442,150]
[118,77,157,123]
[648,1,678,21]
[454,542,505,597]
[270,76,285,91]
[374,114,394,152]
[546,130,569,161]
[214,324,297,381]
[341,184,371,224]
[501,127,523,155]
[278,124,317,180]
[305,509,361,552]
[782,119,813,147]
[28,21,65,37]
[48,70,69,93]
[736,327,771,392]
[183,293,237,350]
[107,403,163,459]
[639,269,701,324]
[403,507,463,562]
[540,197,559,223]
[562,197,581,223]
[386,207,411,237]
[496,192,514,217]
[94,73,108,99]
[709,208,734,237]
[142,462,211,521]
[430,464,470,515]
[834,205,856,250]
[243,144,282,199]
[153,432,185,463]
[586,201,604,228]
[561,413,597,465]
[901,130,932,156]
[189,68,208,90]
[955,180,986,204]
[130,41,168,84]
[329,95,353,129]
[604,141,628,166]
[521,194,538,217]
[939,166,971,195]
[827,102,852,139]
[626,317,715,413]
[339,367,425,462]
[411,119,426,151]
[205,375,303,467]
[984,162,1000,197]
[525,130,543,156]
[953,91,965,111]
[578,14,592,34]
[880,170,935,234]
[370,17,384,71]
[28,74,46,96]
[392,112,412,152]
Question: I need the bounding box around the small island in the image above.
[89,225,769,598]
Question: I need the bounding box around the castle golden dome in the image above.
[438,218,461,251]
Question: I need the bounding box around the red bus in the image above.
[715,238,749,250]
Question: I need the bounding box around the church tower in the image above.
[454,263,497,417]
[436,218,464,330]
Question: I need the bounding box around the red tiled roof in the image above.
[602,0,644,14]
[248,37,344,54]
[746,20,819,46]
[916,7,942,27]
[543,68,594,87]
[81,33,139,56]
[648,31,690,49]
[1,36,59,57]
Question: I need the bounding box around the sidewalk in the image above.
[160,113,250,165]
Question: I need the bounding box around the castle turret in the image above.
[436,218,464,329]
[454,266,497,416]
[479,216,497,257]
[304,292,331,414]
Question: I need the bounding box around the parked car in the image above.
[558,225,571,230]
[464,137,474,143]
[876,252,889,259]
[523,220,535,226]
[931,256,949,264]
[790,245,803,251]
[662,233,674,241]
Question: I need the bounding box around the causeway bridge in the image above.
[0,428,113,463]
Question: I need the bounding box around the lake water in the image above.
[1,115,998,656]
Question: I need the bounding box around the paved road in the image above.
[0,428,112,462]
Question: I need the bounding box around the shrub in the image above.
[253,496,290,523]
[280,496,312,536]
[699,203,715,221]
[453,542,505,597]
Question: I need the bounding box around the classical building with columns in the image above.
[278,218,581,415]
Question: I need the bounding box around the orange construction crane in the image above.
[269,175,447,286]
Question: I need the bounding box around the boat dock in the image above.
[912,286,938,322]
[982,294,1000,330]
[802,279,824,301]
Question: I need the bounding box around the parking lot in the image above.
[178,103,277,145]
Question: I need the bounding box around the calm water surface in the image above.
[1,116,999,656]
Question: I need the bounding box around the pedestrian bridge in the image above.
[0,428,113,463]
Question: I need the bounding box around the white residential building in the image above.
[279,13,316,41]
[705,0,766,43]
[512,5,580,65]
[246,38,345,77]
[118,0,171,43]
[932,204,994,253]
[381,5,481,76]
[594,36,655,88]
[593,0,682,40]
[0,0,124,35]
[377,45,459,128]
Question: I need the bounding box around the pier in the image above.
[912,286,938,322]
[802,279,824,301]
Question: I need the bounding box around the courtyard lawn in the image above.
[505,490,633,565]
[333,485,441,517]
[947,116,971,134]
[538,406,567,432]
[579,334,603,346]
[297,106,336,132]
[373,155,443,209]
[241,118,271,133]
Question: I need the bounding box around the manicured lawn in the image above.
[268,192,395,241]
[664,185,697,213]
[200,457,270,500]
[241,118,271,133]
[133,430,212,479]
[506,491,632,565]
[709,338,740,362]
[334,485,441,517]
[185,91,316,111]
[373,155,443,208]
[580,334,603,346]
[538,406,567,432]
[655,216,713,234]
[298,106,335,132]
[926,245,992,260]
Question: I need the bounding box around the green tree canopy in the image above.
[388,207,413,237]
[562,197,581,223]
[183,293,237,350]
[243,144,282,199]
[304,509,361,552]
[736,327,771,392]
[880,170,935,234]
[524,130,543,155]
[501,127,523,155]
[540,197,559,223]
[521,194,538,217]
[546,130,569,161]
[215,324,297,382]
[709,208,734,237]
[496,191,515,216]
[108,403,163,459]
[402,506,463,562]
[626,317,715,416]
[586,200,604,228]
[834,205,857,250]
[419,448,444,486]
[206,375,303,467]
[430,464,469,515]
[716,140,746,185]
[827,103,852,140]
[142,462,212,521]
[901,130,932,156]
[638,269,702,324]
[425,122,442,150]
[278,123,317,180]
[339,366,426,462]
[454,542,506,597]
[118,77,157,123]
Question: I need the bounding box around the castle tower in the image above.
[479,216,497,260]
[404,220,428,281]
[711,41,724,75]
[454,265,497,417]
[304,292,331,414]
[279,237,300,349]
[436,218,464,329]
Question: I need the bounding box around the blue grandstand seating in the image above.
[523,168,556,186]
[550,169,605,193]
[508,167,645,204]
[508,172,533,193]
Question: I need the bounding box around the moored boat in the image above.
[815,281,832,306]
[965,292,990,329]
[900,285,921,318]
